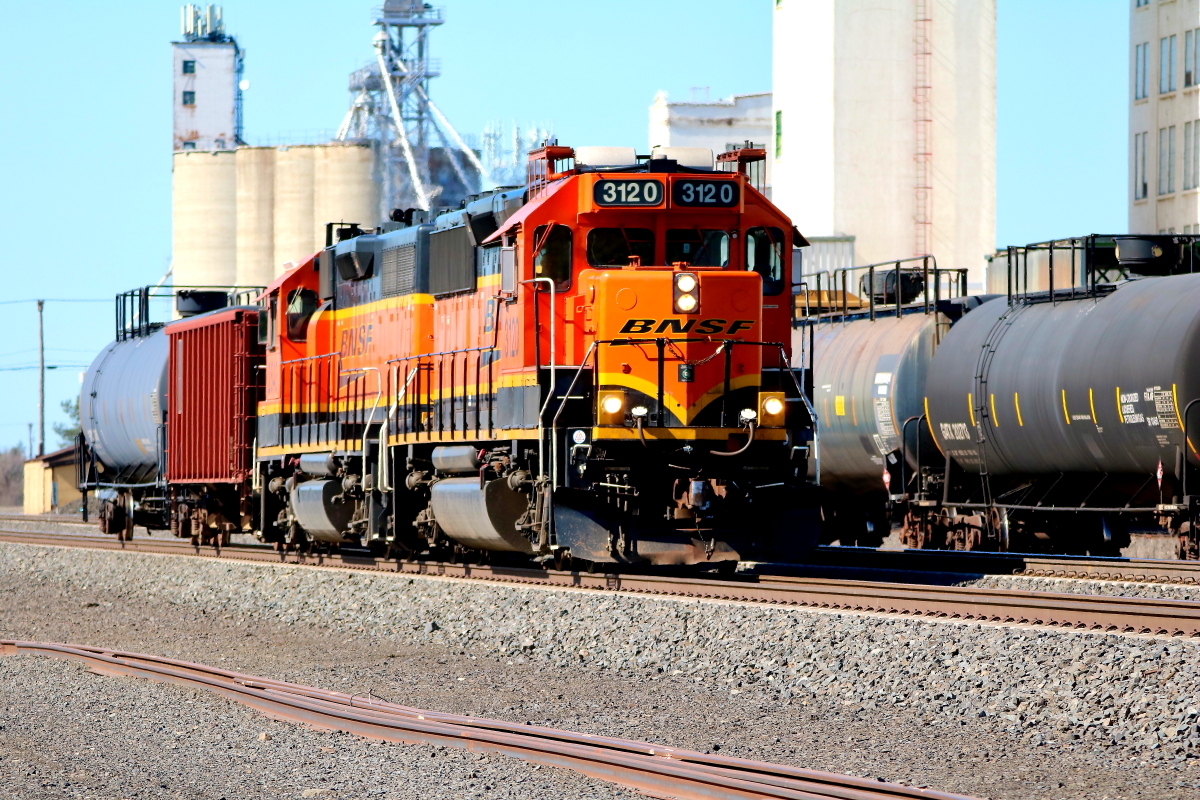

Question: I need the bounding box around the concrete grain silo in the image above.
[313,142,379,247]
[272,145,317,274]
[234,146,275,288]
[172,149,237,288]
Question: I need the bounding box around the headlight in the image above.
[598,391,626,425]
[740,408,758,422]
[758,391,786,426]
[631,405,649,418]
[673,273,699,314]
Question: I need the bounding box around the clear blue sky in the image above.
[0,0,1128,452]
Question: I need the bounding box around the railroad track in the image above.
[4,528,1200,638]
[0,640,972,800]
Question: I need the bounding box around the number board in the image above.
[593,179,664,206]
[672,180,739,208]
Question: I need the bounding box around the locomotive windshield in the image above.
[666,229,729,267]
[586,228,654,267]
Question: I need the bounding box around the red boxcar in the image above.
[166,306,264,484]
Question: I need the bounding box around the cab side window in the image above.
[533,225,573,291]
[286,288,320,342]
[745,226,785,296]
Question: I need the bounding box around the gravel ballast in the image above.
[967,574,1200,603]
[0,655,639,800]
[3,541,1200,798]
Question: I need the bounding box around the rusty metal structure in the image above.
[2,640,975,800]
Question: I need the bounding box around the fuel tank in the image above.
[925,274,1200,477]
[81,329,169,472]
[429,477,533,552]
[803,312,945,491]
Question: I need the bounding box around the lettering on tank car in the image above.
[873,397,897,438]
[939,422,972,441]
[1150,387,1179,429]
[617,319,755,335]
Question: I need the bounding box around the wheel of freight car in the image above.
[553,549,573,572]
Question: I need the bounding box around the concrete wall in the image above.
[648,91,774,188]
[1129,0,1200,234]
[174,143,379,288]
[313,143,380,258]
[273,146,317,272]
[172,149,237,289]
[772,0,995,290]
[172,41,238,151]
[235,147,276,287]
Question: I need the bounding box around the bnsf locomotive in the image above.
[79,144,819,568]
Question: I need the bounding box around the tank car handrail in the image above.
[898,414,927,500]
[1182,398,1200,498]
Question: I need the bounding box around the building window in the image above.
[1161,35,1177,94]
[1159,126,1176,195]
[1190,120,1200,189]
[182,60,195,74]
[181,90,195,106]
[1188,30,1199,87]
[1186,123,1193,190]
[1136,42,1149,99]
[1135,132,1148,199]
[774,110,782,159]
[1136,0,1149,6]
[182,141,197,150]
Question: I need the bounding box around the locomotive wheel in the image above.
[553,549,573,572]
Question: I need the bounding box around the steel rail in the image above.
[0,640,972,800]
[4,529,1200,637]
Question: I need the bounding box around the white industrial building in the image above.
[170,3,477,291]
[1129,0,1200,234]
[648,91,773,192]
[172,4,242,152]
[771,0,996,290]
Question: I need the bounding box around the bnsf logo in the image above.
[619,319,755,335]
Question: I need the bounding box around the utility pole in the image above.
[27,423,32,459]
[37,299,44,456]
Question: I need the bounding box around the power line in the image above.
[0,365,89,372]
[0,299,111,306]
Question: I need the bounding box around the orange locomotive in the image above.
[82,144,818,567]
[249,144,818,566]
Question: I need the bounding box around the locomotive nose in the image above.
[585,268,764,426]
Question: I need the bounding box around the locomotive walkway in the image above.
[4,525,1200,638]
[1,639,975,800]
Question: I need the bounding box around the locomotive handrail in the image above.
[378,366,420,493]
[340,367,383,464]
[525,277,557,484]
